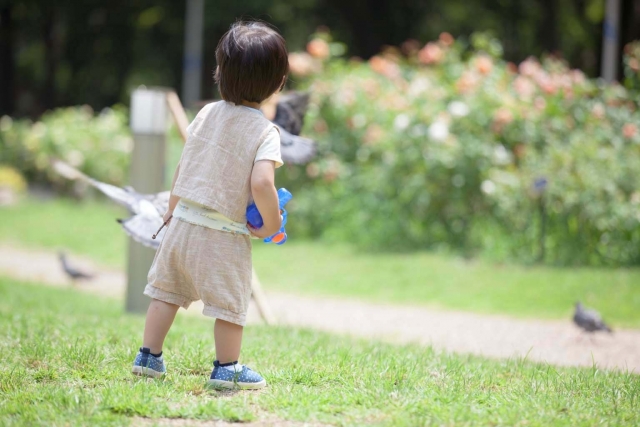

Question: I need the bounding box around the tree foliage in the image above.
[2,0,639,117]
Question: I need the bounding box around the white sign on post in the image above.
[131,87,169,135]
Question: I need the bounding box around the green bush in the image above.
[280,33,640,266]
[0,105,132,192]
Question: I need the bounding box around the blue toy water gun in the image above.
[246,188,292,245]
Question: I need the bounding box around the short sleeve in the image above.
[186,102,214,136]
[254,127,283,168]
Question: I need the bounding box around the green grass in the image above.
[0,197,127,269]
[253,243,640,328]
[1,277,638,426]
[2,196,640,327]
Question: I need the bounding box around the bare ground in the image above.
[2,244,639,373]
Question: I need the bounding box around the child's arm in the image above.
[248,160,281,238]
[163,162,181,224]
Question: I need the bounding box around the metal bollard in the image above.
[125,87,168,313]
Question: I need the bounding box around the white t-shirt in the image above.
[174,105,283,234]
[255,126,283,168]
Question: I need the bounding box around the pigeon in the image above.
[274,91,310,136]
[59,252,94,283]
[52,159,170,249]
[573,302,613,334]
[50,92,317,249]
[279,126,316,165]
[272,91,316,164]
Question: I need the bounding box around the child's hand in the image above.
[247,215,282,239]
[162,210,173,225]
[247,224,272,239]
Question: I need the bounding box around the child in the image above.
[131,20,289,389]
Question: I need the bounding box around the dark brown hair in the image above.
[215,21,289,104]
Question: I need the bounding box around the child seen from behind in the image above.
[131,20,289,389]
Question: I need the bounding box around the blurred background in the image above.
[2,0,640,117]
[2,0,640,268]
[2,4,640,420]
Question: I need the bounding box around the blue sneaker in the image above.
[207,360,266,390]
[132,347,166,378]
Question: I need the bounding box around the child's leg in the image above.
[214,318,243,363]
[143,299,180,354]
[208,318,265,389]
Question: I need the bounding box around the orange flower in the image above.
[630,58,640,72]
[519,57,541,77]
[623,123,638,139]
[538,77,557,95]
[307,39,330,59]
[418,42,444,65]
[492,107,514,133]
[288,52,320,76]
[475,55,493,75]
[570,69,586,85]
[455,70,478,94]
[369,55,401,79]
[438,32,454,47]
[513,76,536,99]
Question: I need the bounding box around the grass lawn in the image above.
[0,197,127,268]
[1,197,640,328]
[1,277,638,426]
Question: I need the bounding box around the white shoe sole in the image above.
[207,379,267,390]
[132,366,165,378]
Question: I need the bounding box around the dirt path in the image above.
[2,244,639,373]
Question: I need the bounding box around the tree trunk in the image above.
[325,0,381,58]
[614,0,639,80]
[621,0,640,48]
[43,7,57,111]
[537,0,559,54]
[0,5,14,116]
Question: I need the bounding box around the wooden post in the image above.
[125,87,168,313]
[251,269,276,325]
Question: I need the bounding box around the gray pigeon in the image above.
[273,92,316,164]
[51,160,170,248]
[274,92,310,136]
[59,252,94,282]
[573,302,613,334]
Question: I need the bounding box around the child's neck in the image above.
[240,100,261,110]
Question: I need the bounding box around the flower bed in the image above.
[280,33,640,266]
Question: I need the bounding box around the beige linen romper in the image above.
[144,101,278,326]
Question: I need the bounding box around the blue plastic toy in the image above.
[246,188,292,245]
